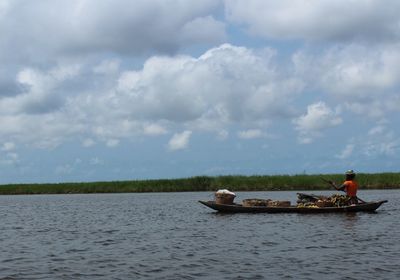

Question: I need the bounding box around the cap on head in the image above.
[345,169,355,175]
[345,169,356,179]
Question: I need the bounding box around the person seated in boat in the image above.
[329,170,359,205]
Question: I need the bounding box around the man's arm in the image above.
[328,180,346,192]
[337,184,345,192]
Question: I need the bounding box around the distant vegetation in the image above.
[0,173,399,195]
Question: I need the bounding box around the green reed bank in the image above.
[0,173,399,195]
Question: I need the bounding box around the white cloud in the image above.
[143,123,168,136]
[336,143,355,159]
[106,139,120,148]
[368,126,385,136]
[1,141,15,151]
[0,152,19,166]
[89,157,104,165]
[0,1,10,18]
[293,102,342,143]
[168,130,192,151]
[305,45,400,96]
[225,0,400,42]
[217,129,229,141]
[114,44,302,124]
[0,44,305,150]
[362,125,399,157]
[82,138,95,147]
[0,1,400,181]
[345,102,386,119]
[0,64,81,115]
[364,139,398,157]
[334,125,400,160]
[293,44,400,119]
[0,113,84,149]
[55,164,73,175]
[3,41,398,157]
[93,59,120,75]
[0,0,224,62]
[180,15,226,45]
[237,129,263,139]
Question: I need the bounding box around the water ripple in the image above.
[0,190,399,279]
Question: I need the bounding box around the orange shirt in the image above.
[343,180,358,197]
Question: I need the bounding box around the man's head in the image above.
[345,169,356,180]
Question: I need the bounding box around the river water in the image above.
[0,190,399,279]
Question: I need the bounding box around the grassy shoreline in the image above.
[0,173,399,195]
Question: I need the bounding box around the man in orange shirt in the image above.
[329,170,359,205]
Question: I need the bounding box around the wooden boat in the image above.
[199,199,388,213]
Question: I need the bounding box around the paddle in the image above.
[356,196,366,204]
[320,177,366,204]
[320,177,339,190]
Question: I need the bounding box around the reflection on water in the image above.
[343,212,359,229]
[0,190,399,279]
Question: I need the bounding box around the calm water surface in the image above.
[0,190,399,279]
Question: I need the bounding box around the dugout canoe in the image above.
[199,200,388,213]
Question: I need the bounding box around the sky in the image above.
[1,0,400,183]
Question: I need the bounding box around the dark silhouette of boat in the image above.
[199,199,387,213]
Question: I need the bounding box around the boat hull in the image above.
[199,200,388,213]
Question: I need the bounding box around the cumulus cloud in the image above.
[143,123,168,136]
[115,44,302,124]
[2,39,398,156]
[217,129,229,141]
[336,143,355,160]
[168,130,192,151]
[225,0,400,42]
[332,124,399,161]
[363,125,399,157]
[0,152,19,166]
[82,138,95,148]
[0,1,227,114]
[295,44,400,96]
[55,164,74,175]
[1,142,15,151]
[180,15,227,45]
[93,59,120,75]
[0,141,19,166]
[0,113,84,149]
[1,1,399,181]
[89,157,104,166]
[0,64,81,115]
[293,102,342,143]
[0,44,305,150]
[0,0,224,63]
[0,1,10,17]
[293,44,400,119]
[106,139,120,148]
[368,125,386,136]
[237,129,263,139]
